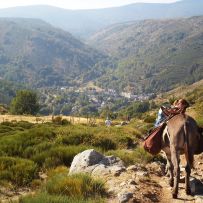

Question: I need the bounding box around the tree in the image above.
[10,90,39,115]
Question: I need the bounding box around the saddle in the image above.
[143,106,186,155]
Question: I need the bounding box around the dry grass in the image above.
[0,115,104,124]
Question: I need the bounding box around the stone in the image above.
[118,192,133,203]
[136,171,149,177]
[128,180,137,185]
[127,164,147,172]
[69,149,104,174]
[69,149,126,176]
[120,182,126,187]
[147,162,164,176]
[190,178,203,195]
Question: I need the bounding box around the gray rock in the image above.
[118,192,133,203]
[69,149,126,176]
[69,149,104,174]
[136,171,149,177]
[100,155,123,166]
[190,178,203,195]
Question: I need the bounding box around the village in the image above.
[38,85,155,116]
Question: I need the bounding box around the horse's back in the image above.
[167,114,199,152]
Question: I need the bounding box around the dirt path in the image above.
[151,154,203,203]
[154,175,195,203]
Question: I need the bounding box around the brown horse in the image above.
[161,113,203,198]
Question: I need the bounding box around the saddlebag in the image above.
[143,123,166,155]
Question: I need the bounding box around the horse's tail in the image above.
[184,123,193,168]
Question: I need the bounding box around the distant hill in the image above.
[0,79,21,104]
[0,0,202,38]
[0,18,105,88]
[88,16,203,93]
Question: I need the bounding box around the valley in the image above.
[0,1,203,202]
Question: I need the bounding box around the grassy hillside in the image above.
[88,16,203,93]
[0,18,105,88]
[160,79,203,125]
[0,119,154,202]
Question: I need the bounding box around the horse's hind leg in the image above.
[185,164,191,195]
[171,147,180,199]
[165,156,174,187]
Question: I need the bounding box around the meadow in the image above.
[0,116,155,202]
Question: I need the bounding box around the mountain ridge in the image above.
[88,16,203,93]
[0,0,202,38]
[0,18,105,88]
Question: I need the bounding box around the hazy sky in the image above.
[0,0,180,10]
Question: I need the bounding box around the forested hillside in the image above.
[88,16,203,93]
[0,18,105,88]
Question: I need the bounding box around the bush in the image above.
[59,132,93,146]
[0,156,38,186]
[52,116,63,124]
[20,192,104,203]
[45,173,106,199]
[107,147,155,166]
[106,150,136,166]
[32,145,88,168]
[61,119,71,125]
[92,136,117,151]
[133,147,154,164]
[143,114,156,124]
[0,126,56,157]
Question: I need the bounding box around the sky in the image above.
[0,0,180,10]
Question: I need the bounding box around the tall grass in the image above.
[0,156,38,186]
[45,173,106,199]
[106,147,154,166]
[20,170,106,203]
[20,193,105,203]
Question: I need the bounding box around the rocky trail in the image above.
[68,149,203,202]
[1,151,203,203]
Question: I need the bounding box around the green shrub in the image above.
[92,136,117,151]
[52,116,63,124]
[0,125,14,134]
[45,173,106,199]
[133,147,154,164]
[0,127,56,157]
[143,114,156,124]
[106,150,136,166]
[20,192,104,203]
[59,133,93,146]
[32,145,88,168]
[61,119,71,125]
[0,156,38,186]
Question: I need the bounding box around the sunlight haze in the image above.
[0,0,180,9]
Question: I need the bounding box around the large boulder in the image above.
[69,149,126,176]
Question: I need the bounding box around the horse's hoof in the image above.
[169,180,174,187]
[173,194,178,199]
[186,188,191,195]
